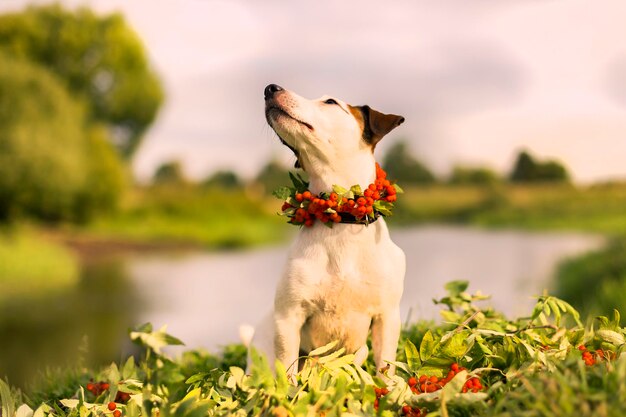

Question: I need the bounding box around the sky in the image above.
[3,0,626,183]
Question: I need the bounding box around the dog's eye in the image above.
[324,98,338,105]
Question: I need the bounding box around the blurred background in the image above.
[1,0,625,390]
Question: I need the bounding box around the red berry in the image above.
[302,191,312,200]
[86,383,95,392]
[408,377,417,387]
[451,363,459,372]
[402,405,411,415]
[578,345,587,351]
[108,402,116,411]
[113,410,121,417]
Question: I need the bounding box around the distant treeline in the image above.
[153,144,571,194]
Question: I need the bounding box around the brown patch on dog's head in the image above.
[349,105,405,150]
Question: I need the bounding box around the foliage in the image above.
[0,4,164,157]
[556,237,626,318]
[153,161,188,186]
[0,53,125,223]
[255,161,296,195]
[4,282,626,417]
[393,182,626,235]
[202,171,243,189]
[382,141,436,185]
[0,228,79,302]
[509,150,570,183]
[84,186,288,249]
[449,166,500,186]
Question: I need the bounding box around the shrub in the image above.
[0,54,125,223]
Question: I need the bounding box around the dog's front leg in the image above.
[371,307,401,378]
[274,307,306,382]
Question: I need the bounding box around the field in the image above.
[3,281,625,417]
[393,182,626,235]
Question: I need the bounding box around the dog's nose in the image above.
[264,84,283,100]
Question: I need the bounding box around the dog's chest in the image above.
[286,221,404,316]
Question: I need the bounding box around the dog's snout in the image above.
[264,84,284,100]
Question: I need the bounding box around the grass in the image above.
[0,226,79,302]
[81,185,290,249]
[3,281,626,417]
[393,182,626,235]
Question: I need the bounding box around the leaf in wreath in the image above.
[373,200,393,216]
[332,184,348,195]
[393,183,404,194]
[273,186,293,200]
[350,184,362,195]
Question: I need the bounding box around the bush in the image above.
[0,4,164,157]
[0,54,125,223]
[383,141,436,185]
[555,237,626,317]
[510,150,570,183]
[449,165,500,185]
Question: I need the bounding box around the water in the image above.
[0,225,604,387]
[127,225,604,352]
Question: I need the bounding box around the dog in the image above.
[249,84,406,380]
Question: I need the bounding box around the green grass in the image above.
[3,281,626,417]
[0,227,79,302]
[81,185,290,249]
[393,182,626,235]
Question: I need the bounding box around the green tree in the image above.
[382,141,436,184]
[449,165,500,185]
[255,161,292,194]
[510,150,570,183]
[0,54,125,222]
[0,4,163,157]
[202,170,242,189]
[153,161,188,186]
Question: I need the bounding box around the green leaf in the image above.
[309,340,339,356]
[350,184,362,195]
[393,183,404,194]
[130,324,184,355]
[272,186,292,200]
[441,332,468,358]
[596,329,625,345]
[445,281,469,297]
[373,200,393,216]
[419,330,437,362]
[404,340,421,371]
[122,356,136,380]
[332,184,348,195]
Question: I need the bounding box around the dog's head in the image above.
[264,84,404,170]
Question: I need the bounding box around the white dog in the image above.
[249,84,406,379]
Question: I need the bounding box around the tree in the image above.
[449,165,500,185]
[202,170,242,189]
[255,161,293,194]
[382,141,436,185]
[0,4,163,157]
[510,150,570,183]
[0,54,125,222]
[153,161,187,186]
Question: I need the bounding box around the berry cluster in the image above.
[407,363,483,394]
[578,345,615,366]
[86,381,109,396]
[278,163,402,227]
[85,380,130,404]
[373,386,389,410]
[107,402,122,417]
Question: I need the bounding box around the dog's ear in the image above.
[355,105,405,149]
